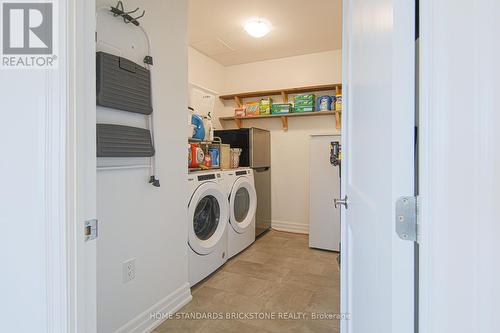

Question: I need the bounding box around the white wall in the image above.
[1,64,53,332]
[95,1,190,332]
[188,50,341,233]
[223,51,341,233]
[188,47,226,121]
[223,49,342,94]
[0,1,70,331]
[188,47,225,93]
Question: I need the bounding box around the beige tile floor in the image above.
[154,230,340,333]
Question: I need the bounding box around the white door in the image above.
[340,0,416,332]
[309,135,341,251]
[418,1,500,332]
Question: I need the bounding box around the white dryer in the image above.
[223,168,257,259]
[187,170,228,286]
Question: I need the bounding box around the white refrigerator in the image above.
[309,135,341,251]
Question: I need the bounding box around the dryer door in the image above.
[229,177,257,234]
[188,182,228,255]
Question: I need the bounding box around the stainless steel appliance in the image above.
[214,128,271,236]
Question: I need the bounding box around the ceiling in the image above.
[188,0,342,66]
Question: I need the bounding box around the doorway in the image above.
[71,0,418,328]
[156,1,344,332]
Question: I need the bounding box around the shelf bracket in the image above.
[335,111,341,130]
[234,96,243,108]
[235,118,242,128]
[281,116,288,131]
[281,91,288,103]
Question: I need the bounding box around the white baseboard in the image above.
[115,282,192,333]
[271,220,309,234]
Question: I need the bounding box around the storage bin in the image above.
[230,148,242,168]
[220,144,231,169]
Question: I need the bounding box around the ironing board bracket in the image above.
[144,56,153,66]
[110,1,145,26]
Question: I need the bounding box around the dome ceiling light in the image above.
[244,18,272,38]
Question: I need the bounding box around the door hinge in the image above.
[334,196,348,209]
[85,219,98,241]
[395,196,418,242]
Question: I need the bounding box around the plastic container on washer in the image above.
[209,147,220,167]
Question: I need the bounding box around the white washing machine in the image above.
[222,168,257,259]
[187,170,228,286]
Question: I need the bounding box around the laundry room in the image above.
[93,0,342,332]
[184,0,343,332]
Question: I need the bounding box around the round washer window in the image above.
[234,187,250,223]
[193,195,220,241]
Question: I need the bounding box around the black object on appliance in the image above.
[198,174,217,181]
[214,128,251,167]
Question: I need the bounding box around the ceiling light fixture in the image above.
[244,18,272,38]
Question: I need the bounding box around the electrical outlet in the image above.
[122,258,136,283]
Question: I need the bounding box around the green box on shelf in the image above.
[272,103,292,109]
[259,97,273,115]
[294,106,315,113]
[294,99,315,107]
[294,93,315,101]
[271,109,290,114]
[271,103,292,114]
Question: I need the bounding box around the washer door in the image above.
[188,182,228,255]
[229,177,257,234]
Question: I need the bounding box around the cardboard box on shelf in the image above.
[271,103,292,114]
[234,107,246,117]
[294,106,315,113]
[259,97,273,115]
[246,101,260,117]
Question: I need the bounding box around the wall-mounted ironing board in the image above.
[96,5,159,186]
